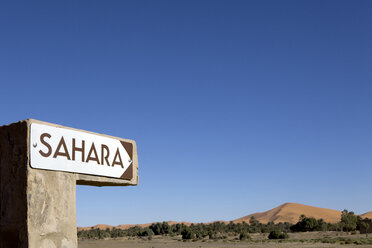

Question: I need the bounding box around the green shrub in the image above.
[239,232,250,240]
[139,228,154,237]
[181,228,195,240]
[268,230,289,239]
[341,210,358,232]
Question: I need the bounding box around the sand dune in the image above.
[79,223,153,231]
[79,221,192,231]
[361,211,372,219]
[79,203,372,230]
[233,203,342,224]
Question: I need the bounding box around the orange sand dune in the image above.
[79,221,192,231]
[79,224,114,230]
[79,223,153,231]
[79,203,372,230]
[361,211,372,219]
[233,203,342,224]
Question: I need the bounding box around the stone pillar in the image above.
[0,119,139,248]
[27,170,77,248]
[0,121,29,247]
[0,121,77,248]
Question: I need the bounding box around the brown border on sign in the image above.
[120,141,133,180]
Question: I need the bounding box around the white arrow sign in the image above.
[30,123,133,179]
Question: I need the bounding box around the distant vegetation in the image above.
[78,209,371,241]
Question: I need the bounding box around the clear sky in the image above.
[1,0,371,227]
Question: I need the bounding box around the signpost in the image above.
[0,119,138,248]
[30,123,134,179]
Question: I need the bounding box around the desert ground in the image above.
[78,203,372,247]
[79,231,372,248]
[79,239,371,248]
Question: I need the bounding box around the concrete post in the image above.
[27,170,77,248]
[0,120,138,248]
[0,121,29,247]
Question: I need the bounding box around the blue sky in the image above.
[1,0,371,227]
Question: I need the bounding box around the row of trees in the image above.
[291,210,369,233]
[78,210,371,240]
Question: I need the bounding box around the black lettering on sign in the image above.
[37,133,127,169]
[53,137,71,160]
[39,133,52,157]
[112,148,124,168]
[101,144,110,166]
[72,138,85,162]
[86,142,100,164]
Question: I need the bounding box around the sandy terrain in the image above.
[78,239,372,248]
[80,221,194,231]
[361,212,372,219]
[79,232,372,248]
[233,203,342,224]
